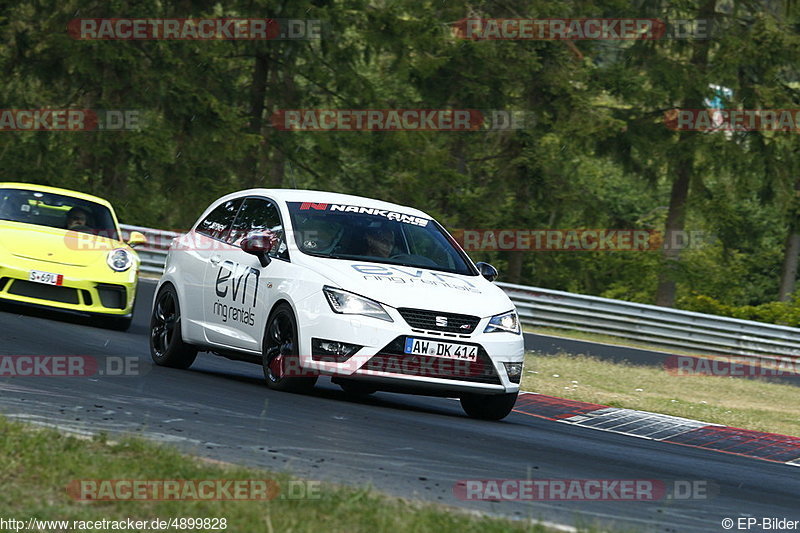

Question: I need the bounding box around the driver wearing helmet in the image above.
[364,225,396,258]
[65,207,91,230]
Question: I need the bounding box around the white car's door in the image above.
[178,197,243,342]
[202,196,285,351]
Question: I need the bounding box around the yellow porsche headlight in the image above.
[106,248,132,272]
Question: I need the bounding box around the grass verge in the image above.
[0,416,581,533]
[522,352,800,437]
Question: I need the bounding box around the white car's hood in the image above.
[295,255,513,317]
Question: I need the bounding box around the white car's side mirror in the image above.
[241,233,276,267]
[476,261,498,282]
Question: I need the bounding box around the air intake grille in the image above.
[397,308,480,334]
[97,284,126,309]
[7,280,79,304]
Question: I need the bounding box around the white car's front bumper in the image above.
[293,291,524,395]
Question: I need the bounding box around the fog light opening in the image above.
[311,338,361,363]
[504,362,523,383]
[322,341,350,356]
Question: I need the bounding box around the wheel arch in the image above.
[267,298,295,320]
[151,280,194,345]
[261,297,300,352]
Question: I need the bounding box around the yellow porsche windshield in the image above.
[0,188,119,241]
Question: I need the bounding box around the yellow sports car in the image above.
[0,183,146,331]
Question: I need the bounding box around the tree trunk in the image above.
[244,53,269,188]
[655,153,691,306]
[268,63,299,188]
[778,178,800,301]
[778,231,800,301]
[506,251,524,284]
[654,0,717,307]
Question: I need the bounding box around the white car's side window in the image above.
[227,198,287,259]
[196,198,243,241]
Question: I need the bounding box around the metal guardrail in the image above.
[499,282,800,359]
[120,224,180,274]
[120,224,800,358]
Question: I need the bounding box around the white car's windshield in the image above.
[0,188,120,241]
[287,201,476,276]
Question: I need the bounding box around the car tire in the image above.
[100,315,132,332]
[262,302,317,393]
[460,392,518,420]
[150,284,198,369]
[334,378,377,396]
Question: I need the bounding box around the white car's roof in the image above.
[222,188,432,220]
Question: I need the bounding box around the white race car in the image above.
[149,190,525,420]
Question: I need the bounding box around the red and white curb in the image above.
[514,393,800,467]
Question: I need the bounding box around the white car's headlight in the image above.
[323,286,393,322]
[484,310,520,334]
[106,248,133,272]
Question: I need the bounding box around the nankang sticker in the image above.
[295,202,429,227]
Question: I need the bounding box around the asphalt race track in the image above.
[1,280,799,532]
[524,333,678,367]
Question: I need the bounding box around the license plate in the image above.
[403,338,478,361]
[29,270,64,286]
